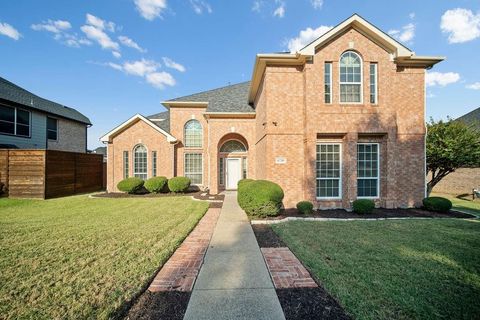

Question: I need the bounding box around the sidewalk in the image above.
[183,191,285,320]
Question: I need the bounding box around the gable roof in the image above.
[0,76,91,125]
[100,113,177,143]
[162,82,254,113]
[457,107,480,130]
[147,110,170,133]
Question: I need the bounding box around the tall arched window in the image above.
[339,51,362,103]
[133,144,147,180]
[184,120,202,147]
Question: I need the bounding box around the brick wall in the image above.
[430,168,480,195]
[47,118,87,153]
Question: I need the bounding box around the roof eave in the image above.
[161,101,208,108]
[395,56,446,68]
[204,112,256,119]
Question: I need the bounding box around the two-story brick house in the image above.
[101,14,443,209]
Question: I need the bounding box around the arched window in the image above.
[339,51,362,103]
[220,140,247,153]
[184,120,202,147]
[133,144,147,180]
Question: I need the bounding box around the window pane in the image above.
[47,117,57,130]
[340,51,362,103]
[324,62,332,104]
[0,121,14,134]
[370,63,377,104]
[123,151,129,179]
[185,153,202,184]
[152,151,157,177]
[220,140,246,153]
[219,157,224,185]
[357,143,379,197]
[184,120,202,147]
[242,157,247,179]
[0,106,15,122]
[316,143,341,198]
[17,109,30,125]
[134,145,147,180]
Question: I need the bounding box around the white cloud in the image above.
[31,20,71,33]
[81,25,119,50]
[440,8,480,43]
[466,82,480,90]
[112,51,121,58]
[409,12,415,20]
[190,0,212,14]
[118,35,146,52]
[134,0,167,20]
[123,59,160,76]
[146,72,176,89]
[286,25,332,52]
[162,57,186,72]
[0,22,21,40]
[252,0,262,12]
[107,62,123,71]
[388,23,415,43]
[311,0,323,9]
[86,13,116,32]
[273,1,285,18]
[426,71,460,87]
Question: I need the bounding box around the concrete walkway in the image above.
[184,191,285,320]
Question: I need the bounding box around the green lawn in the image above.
[273,219,480,320]
[432,192,480,217]
[0,195,209,319]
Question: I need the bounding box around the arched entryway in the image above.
[218,134,248,190]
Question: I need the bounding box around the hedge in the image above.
[168,176,191,193]
[237,179,284,218]
[296,201,314,214]
[352,199,375,214]
[117,177,144,194]
[144,176,168,193]
[422,197,452,213]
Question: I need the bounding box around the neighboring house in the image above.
[432,106,480,195]
[0,76,91,153]
[101,14,443,209]
[90,146,107,162]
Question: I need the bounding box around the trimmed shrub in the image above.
[422,197,452,213]
[353,199,375,214]
[144,176,168,193]
[168,176,191,193]
[237,179,284,218]
[238,178,254,189]
[117,177,144,194]
[297,201,314,214]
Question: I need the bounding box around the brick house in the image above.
[101,14,443,209]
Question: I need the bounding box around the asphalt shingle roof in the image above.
[457,107,480,130]
[147,110,170,133]
[167,81,254,113]
[0,76,91,125]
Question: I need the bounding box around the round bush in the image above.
[422,197,452,213]
[237,179,284,218]
[117,177,144,194]
[168,176,191,193]
[353,199,375,214]
[296,201,314,214]
[144,176,168,193]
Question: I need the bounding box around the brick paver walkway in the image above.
[148,207,221,292]
[261,247,318,289]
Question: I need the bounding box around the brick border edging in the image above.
[148,207,221,292]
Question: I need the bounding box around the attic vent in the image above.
[30,98,34,106]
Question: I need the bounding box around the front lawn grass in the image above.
[0,195,209,319]
[432,192,480,217]
[273,219,480,320]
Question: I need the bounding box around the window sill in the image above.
[316,197,342,201]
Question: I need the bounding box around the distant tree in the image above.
[426,117,480,195]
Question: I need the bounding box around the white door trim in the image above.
[226,158,241,190]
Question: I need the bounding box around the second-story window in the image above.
[184,119,202,148]
[340,51,362,103]
[324,62,332,103]
[0,105,31,137]
[370,63,378,104]
[47,117,58,140]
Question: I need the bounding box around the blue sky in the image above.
[1,0,479,149]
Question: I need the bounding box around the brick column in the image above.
[343,132,357,209]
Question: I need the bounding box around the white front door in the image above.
[226,158,241,190]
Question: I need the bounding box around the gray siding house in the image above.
[0,77,91,152]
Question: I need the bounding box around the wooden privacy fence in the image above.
[0,150,104,199]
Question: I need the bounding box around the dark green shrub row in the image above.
[116,176,191,194]
[353,199,375,214]
[296,201,314,214]
[422,197,452,213]
[237,179,284,218]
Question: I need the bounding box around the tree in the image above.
[426,118,480,195]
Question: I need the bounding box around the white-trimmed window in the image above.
[219,157,224,185]
[185,153,202,185]
[324,62,332,103]
[152,151,157,177]
[340,51,362,103]
[123,151,129,179]
[184,120,202,148]
[316,143,341,199]
[133,144,147,180]
[370,63,378,104]
[0,105,31,137]
[357,143,380,198]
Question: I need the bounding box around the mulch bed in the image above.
[126,291,191,320]
[256,207,474,220]
[252,224,286,247]
[276,288,351,320]
[92,191,225,202]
